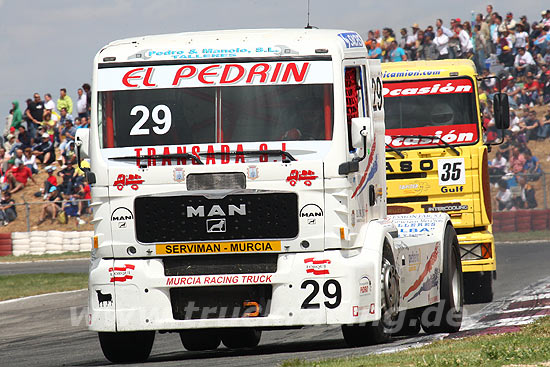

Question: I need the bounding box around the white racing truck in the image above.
[77,29,463,363]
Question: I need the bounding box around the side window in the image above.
[345,66,367,150]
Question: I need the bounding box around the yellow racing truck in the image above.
[382,60,508,303]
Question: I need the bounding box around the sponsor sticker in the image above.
[385,125,477,149]
[113,174,144,191]
[337,32,364,48]
[383,79,473,97]
[441,185,464,193]
[286,169,318,186]
[387,205,414,215]
[421,203,468,213]
[109,264,135,282]
[156,241,281,254]
[166,274,272,286]
[173,167,185,183]
[304,257,331,275]
[96,290,113,307]
[247,165,259,180]
[359,275,372,295]
[97,61,333,91]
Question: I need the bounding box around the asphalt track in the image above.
[0,241,549,367]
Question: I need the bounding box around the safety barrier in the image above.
[493,209,550,233]
[4,231,94,256]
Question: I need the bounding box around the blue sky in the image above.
[0,0,546,116]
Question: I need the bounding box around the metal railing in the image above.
[2,197,92,232]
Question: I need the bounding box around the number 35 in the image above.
[130,104,172,136]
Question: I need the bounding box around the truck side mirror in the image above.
[493,93,510,129]
[75,128,90,158]
[351,117,371,149]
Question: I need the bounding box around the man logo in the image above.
[111,207,134,226]
[299,204,323,218]
[207,218,226,233]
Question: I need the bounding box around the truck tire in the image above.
[220,328,262,349]
[421,225,463,334]
[98,331,155,363]
[392,309,421,337]
[180,329,221,351]
[463,271,494,304]
[342,244,397,346]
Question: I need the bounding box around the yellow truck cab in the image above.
[382,60,508,303]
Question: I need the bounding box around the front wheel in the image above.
[98,331,155,363]
[220,328,262,349]
[421,225,463,334]
[464,271,494,304]
[179,329,221,351]
[342,244,398,346]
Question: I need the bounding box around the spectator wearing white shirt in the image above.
[514,47,536,76]
[504,12,517,31]
[76,88,87,118]
[434,28,449,59]
[496,179,514,211]
[43,93,55,111]
[455,24,473,57]
[514,24,528,49]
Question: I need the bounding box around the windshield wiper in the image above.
[198,150,296,162]
[385,143,405,158]
[110,153,203,165]
[390,134,460,156]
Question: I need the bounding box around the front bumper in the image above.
[457,230,496,273]
[88,248,381,332]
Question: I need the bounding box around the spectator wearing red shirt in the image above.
[43,166,57,196]
[76,177,91,216]
[518,74,540,107]
[508,147,526,174]
[5,159,36,194]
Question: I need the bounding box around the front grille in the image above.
[164,254,278,276]
[134,191,298,243]
[170,285,272,320]
[187,173,246,191]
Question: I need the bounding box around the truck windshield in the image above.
[97,61,334,149]
[383,78,478,149]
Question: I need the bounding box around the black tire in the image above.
[180,329,221,351]
[342,243,396,346]
[421,225,463,334]
[220,328,262,349]
[463,271,494,304]
[391,310,421,337]
[98,331,155,363]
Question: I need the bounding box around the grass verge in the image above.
[494,230,550,243]
[0,273,88,301]
[281,316,550,367]
[0,251,88,263]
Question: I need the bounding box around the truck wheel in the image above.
[98,331,155,363]
[392,310,421,337]
[220,328,262,349]
[463,271,494,304]
[342,244,397,346]
[179,329,221,351]
[421,225,463,334]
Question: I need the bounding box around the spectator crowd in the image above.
[367,6,550,129]
[2,84,92,226]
